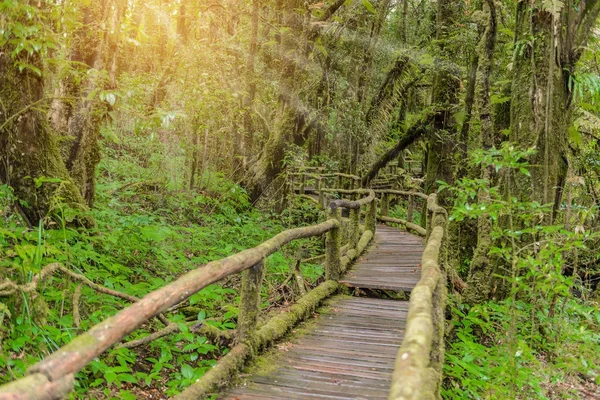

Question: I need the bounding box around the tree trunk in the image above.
[424,0,461,205]
[510,2,567,220]
[0,53,92,227]
[509,0,600,221]
[463,0,497,305]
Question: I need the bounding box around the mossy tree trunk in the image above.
[463,0,497,305]
[424,0,461,206]
[424,61,461,205]
[0,52,92,227]
[52,0,125,206]
[509,0,600,221]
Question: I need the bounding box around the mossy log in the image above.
[340,230,374,272]
[389,194,447,400]
[388,225,445,400]
[0,373,74,400]
[174,280,341,400]
[325,208,342,280]
[21,220,339,384]
[328,189,376,210]
[237,261,265,342]
[349,208,360,247]
[365,199,378,233]
[381,193,390,217]
[379,216,426,237]
[297,194,320,206]
[361,117,431,187]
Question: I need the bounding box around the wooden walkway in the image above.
[221,226,424,399]
[340,225,423,292]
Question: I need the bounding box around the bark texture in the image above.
[0,52,92,227]
[510,0,600,219]
[464,0,497,305]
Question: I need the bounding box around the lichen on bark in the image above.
[0,51,93,227]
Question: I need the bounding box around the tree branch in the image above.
[361,115,432,187]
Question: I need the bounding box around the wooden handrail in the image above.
[0,177,381,399]
[0,220,340,397]
[388,193,448,400]
[329,189,375,209]
[375,189,429,200]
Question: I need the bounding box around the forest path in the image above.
[220,225,423,399]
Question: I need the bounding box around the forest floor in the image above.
[0,137,326,399]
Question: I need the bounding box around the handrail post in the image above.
[407,194,414,223]
[337,175,342,189]
[325,206,341,280]
[365,198,377,233]
[300,174,306,195]
[350,207,360,248]
[237,260,265,343]
[318,177,324,208]
[381,192,390,217]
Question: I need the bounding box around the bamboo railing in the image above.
[0,179,378,400]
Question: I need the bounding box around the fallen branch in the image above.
[0,263,171,327]
[117,320,236,350]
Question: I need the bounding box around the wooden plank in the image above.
[221,226,425,399]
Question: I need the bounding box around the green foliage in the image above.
[442,145,600,399]
[0,132,322,397]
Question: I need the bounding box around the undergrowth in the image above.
[442,144,600,399]
[0,135,325,398]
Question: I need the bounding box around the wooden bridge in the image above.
[0,170,447,400]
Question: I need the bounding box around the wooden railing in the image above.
[292,170,449,399]
[388,193,448,400]
[0,176,378,400]
[0,167,446,400]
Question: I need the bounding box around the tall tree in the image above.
[0,51,92,227]
[424,0,462,206]
[510,0,600,221]
[463,0,498,305]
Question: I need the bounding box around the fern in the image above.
[570,72,600,104]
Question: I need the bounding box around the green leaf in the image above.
[105,371,117,385]
[117,373,138,384]
[361,0,377,14]
[119,390,137,400]
[181,364,194,380]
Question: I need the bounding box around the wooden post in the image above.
[381,193,390,217]
[350,208,360,248]
[318,178,324,208]
[279,178,289,211]
[325,207,341,280]
[289,175,295,195]
[407,195,414,223]
[365,199,377,234]
[300,174,306,195]
[337,175,342,189]
[237,260,265,342]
